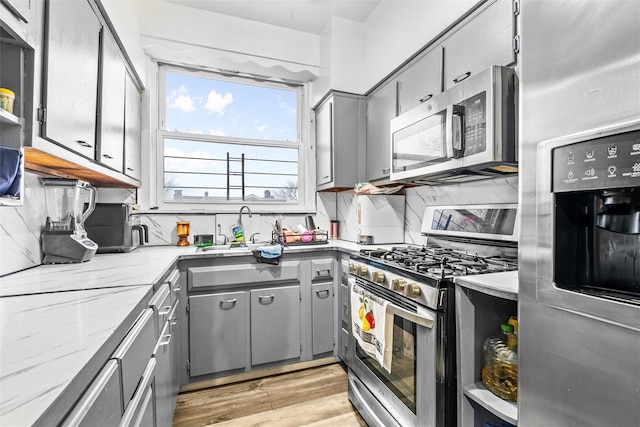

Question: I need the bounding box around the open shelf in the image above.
[463,382,517,425]
[0,107,20,126]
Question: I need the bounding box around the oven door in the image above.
[348,277,445,427]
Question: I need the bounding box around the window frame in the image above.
[153,63,315,213]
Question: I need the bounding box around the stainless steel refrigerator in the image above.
[519,1,640,426]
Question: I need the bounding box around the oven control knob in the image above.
[372,271,385,283]
[406,283,421,298]
[391,278,406,291]
[357,265,369,276]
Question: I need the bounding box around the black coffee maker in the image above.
[85,203,148,253]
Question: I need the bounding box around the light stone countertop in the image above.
[454,270,519,300]
[0,241,365,426]
[0,285,153,427]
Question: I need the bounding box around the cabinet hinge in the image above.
[513,0,520,16]
[186,302,190,313]
[513,34,521,54]
[187,360,190,372]
[37,106,46,123]
[300,343,303,353]
[299,290,302,301]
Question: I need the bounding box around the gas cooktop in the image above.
[356,245,518,281]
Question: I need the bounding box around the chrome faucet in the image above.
[217,224,228,245]
[239,205,252,218]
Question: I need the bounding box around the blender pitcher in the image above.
[41,179,98,264]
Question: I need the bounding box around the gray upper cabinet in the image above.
[98,28,125,172]
[42,0,101,159]
[366,79,397,182]
[442,0,515,90]
[314,92,364,191]
[124,72,141,180]
[250,285,301,366]
[397,47,443,115]
[189,292,247,377]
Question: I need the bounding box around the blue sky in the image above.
[165,71,297,141]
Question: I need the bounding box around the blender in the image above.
[41,178,98,264]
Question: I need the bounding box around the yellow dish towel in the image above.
[351,282,394,373]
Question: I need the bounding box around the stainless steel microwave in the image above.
[390,65,518,184]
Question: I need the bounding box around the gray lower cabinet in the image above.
[189,292,248,376]
[153,321,172,427]
[61,360,123,427]
[311,282,334,355]
[250,285,301,366]
[119,358,156,427]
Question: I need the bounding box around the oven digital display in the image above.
[431,208,517,235]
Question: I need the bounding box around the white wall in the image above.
[137,1,321,82]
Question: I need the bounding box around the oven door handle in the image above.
[388,304,435,329]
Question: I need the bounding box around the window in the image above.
[157,65,309,211]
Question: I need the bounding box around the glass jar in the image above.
[481,322,518,401]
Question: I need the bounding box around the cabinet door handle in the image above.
[170,317,178,327]
[382,167,390,175]
[102,154,113,159]
[316,269,331,277]
[76,140,93,148]
[322,175,329,179]
[419,94,433,103]
[158,305,172,316]
[159,333,172,346]
[219,298,237,309]
[315,289,331,298]
[126,167,135,171]
[258,295,275,304]
[453,71,471,84]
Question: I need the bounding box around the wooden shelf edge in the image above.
[463,382,518,425]
[24,147,140,188]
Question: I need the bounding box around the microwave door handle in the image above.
[388,304,435,329]
[452,105,465,159]
[445,105,454,159]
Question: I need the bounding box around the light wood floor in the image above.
[172,363,367,427]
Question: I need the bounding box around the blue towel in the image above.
[0,147,22,197]
[257,244,282,259]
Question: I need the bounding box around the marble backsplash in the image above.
[0,172,517,276]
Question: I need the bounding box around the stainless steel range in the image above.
[347,204,518,427]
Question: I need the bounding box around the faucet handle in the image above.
[217,233,229,245]
[250,232,260,244]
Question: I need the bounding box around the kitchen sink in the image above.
[195,242,274,254]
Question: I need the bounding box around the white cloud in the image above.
[210,128,227,136]
[164,146,223,173]
[167,85,196,112]
[257,125,268,133]
[205,90,233,114]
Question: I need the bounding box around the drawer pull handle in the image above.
[382,167,390,174]
[315,289,331,298]
[126,167,135,171]
[172,283,182,292]
[170,317,178,327]
[258,295,275,304]
[316,269,331,277]
[419,94,433,103]
[102,154,114,159]
[219,298,237,309]
[453,71,471,84]
[158,305,172,316]
[159,334,172,346]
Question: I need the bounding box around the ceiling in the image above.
[160,0,382,35]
